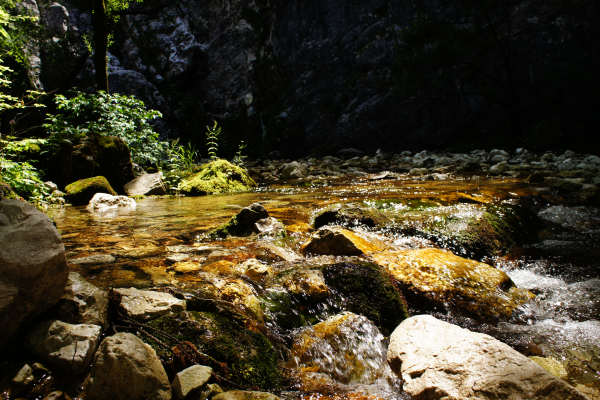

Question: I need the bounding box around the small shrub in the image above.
[44,91,165,167]
[232,140,247,167]
[0,157,49,203]
[168,139,198,173]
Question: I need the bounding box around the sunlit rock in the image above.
[112,287,186,320]
[281,268,330,299]
[0,199,68,348]
[387,315,588,400]
[301,227,386,256]
[178,159,256,196]
[85,332,171,400]
[210,203,269,238]
[87,193,136,215]
[312,203,391,229]
[64,176,117,206]
[55,272,109,327]
[27,320,101,371]
[124,172,166,196]
[213,391,280,400]
[237,258,273,284]
[371,248,534,319]
[70,254,115,265]
[171,364,212,400]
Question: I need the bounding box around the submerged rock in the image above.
[372,248,533,319]
[387,315,589,400]
[27,320,101,371]
[210,203,269,238]
[178,159,256,196]
[56,272,109,327]
[301,227,386,256]
[85,332,171,400]
[87,193,136,215]
[112,287,186,320]
[0,199,68,348]
[213,391,280,400]
[64,176,117,206]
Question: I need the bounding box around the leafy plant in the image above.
[44,91,166,167]
[168,139,198,173]
[205,120,221,161]
[0,156,49,203]
[232,140,247,167]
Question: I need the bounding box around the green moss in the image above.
[146,310,281,389]
[64,176,117,205]
[178,159,256,196]
[322,262,409,335]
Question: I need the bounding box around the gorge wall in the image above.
[34,0,599,156]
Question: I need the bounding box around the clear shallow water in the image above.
[46,176,600,398]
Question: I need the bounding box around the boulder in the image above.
[387,315,589,400]
[87,193,136,215]
[124,172,166,196]
[55,272,109,327]
[27,320,101,371]
[213,391,280,400]
[210,203,269,238]
[178,159,256,196]
[279,161,307,179]
[312,204,391,229]
[64,176,117,206]
[85,332,171,400]
[371,248,533,319]
[112,287,186,320]
[0,199,68,348]
[171,365,212,399]
[300,227,386,256]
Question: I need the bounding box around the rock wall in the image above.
[34,0,599,156]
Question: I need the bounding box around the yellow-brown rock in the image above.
[371,248,534,319]
[301,227,386,256]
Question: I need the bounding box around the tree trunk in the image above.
[92,0,109,92]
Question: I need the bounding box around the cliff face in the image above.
[37,0,599,156]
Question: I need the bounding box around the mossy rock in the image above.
[178,159,256,196]
[65,176,117,205]
[312,203,391,229]
[146,310,281,389]
[322,262,409,336]
[209,203,268,238]
[0,180,19,200]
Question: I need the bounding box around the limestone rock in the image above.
[372,248,533,319]
[112,287,186,320]
[212,391,280,400]
[387,315,589,400]
[87,193,136,215]
[65,176,117,206]
[301,227,385,256]
[171,365,212,399]
[85,332,171,400]
[0,199,68,348]
[27,320,101,371]
[124,172,166,196]
[56,272,109,327]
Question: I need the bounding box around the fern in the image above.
[205,120,221,161]
[232,140,247,167]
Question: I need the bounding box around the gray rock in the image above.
[87,193,136,216]
[85,332,171,400]
[70,254,116,265]
[113,287,186,320]
[171,365,212,399]
[387,315,588,400]
[44,2,69,37]
[56,272,109,327]
[0,200,68,348]
[279,161,307,179]
[27,320,101,371]
[489,161,508,175]
[124,172,166,196]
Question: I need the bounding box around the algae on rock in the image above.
[178,159,256,196]
[65,176,117,205]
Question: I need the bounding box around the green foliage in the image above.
[205,120,221,161]
[168,139,198,173]
[178,159,256,196]
[0,157,49,203]
[232,140,247,167]
[44,91,165,167]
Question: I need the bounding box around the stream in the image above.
[47,174,600,399]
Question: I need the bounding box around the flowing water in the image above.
[47,175,600,399]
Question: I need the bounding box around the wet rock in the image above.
[210,203,269,238]
[12,364,35,386]
[171,365,212,399]
[64,176,117,206]
[530,356,568,380]
[70,254,116,265]
[279,161,307,179]
[256,242,302,263]
[124,172,166,196]
[254,217,285,237]
[372,248,533,319]
[42,391,72,400]
[387,315,588,400]
[27,320,101,371]
[87,193,136,215]
[213,391,280,400]
[55,272,108,327]
[172,261,202,274]
[312,204,391,229]
[281,269,329,299]
[289,313,391,390]
[489,161,508,175]
[178,159,256,196]
[0,199,68,348]
[112,287,186,320]
[237,258,273,284]
[85,332,171,400]
[322,262,408,335]
[301,227,386,256]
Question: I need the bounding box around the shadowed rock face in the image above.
[46,0,598,155]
